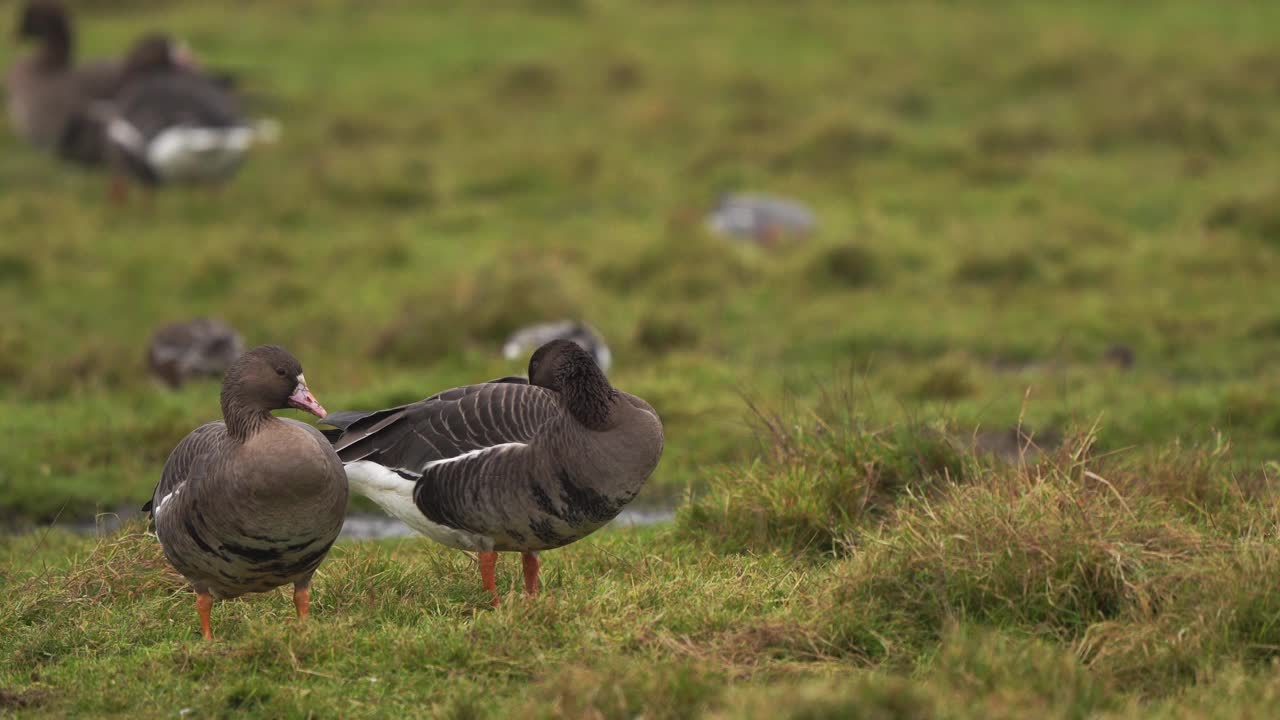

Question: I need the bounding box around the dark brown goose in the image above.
[321,340,664,606]
[145,345,347,640]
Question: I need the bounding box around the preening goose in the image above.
[145,345,347,640]
[502,320,612,373]
[103,33,275,191]
[321,340,664,606]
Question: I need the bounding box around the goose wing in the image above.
[143,421,228,515]
[324,379,557,475]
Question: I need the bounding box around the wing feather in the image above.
[324,381,559,473]
[145,422,228,515]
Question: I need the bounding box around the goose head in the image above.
[528,339,601,392]
[16,1,72,64]
[221,345,327,422]
[528,340,616,430]
[16,1,68,41]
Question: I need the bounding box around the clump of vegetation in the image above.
[772,122,895,175]
[973,121,1058,158]
[594,224,759,301]
[496,62,561,103]
[952,250,1040,287]
[914,356,976,400]
[826,477,1205,656]
[634,312,701,354]
[1088,96,1234,155]
[603,60,645,93]
[372,255,589,365]
[677,395,973,556]
[808,244,880,288]
[1205,192,1280,246]
[518,660,723,720]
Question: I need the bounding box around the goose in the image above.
[4,1,213,167]
[502,320,612,373]
[147,317,245,388]
[705,192,817,244]
[6,0,116,160]
[101,33,276,192]
[321,340,663,606]
[145,345,348,640]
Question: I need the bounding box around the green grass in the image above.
[5,0,1280,522]
[6,0,1280,715]
[5,418,1280,718]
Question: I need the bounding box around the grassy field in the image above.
[4,0,1280,716]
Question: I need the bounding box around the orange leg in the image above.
[479,551,500,607]
[196,591,214,641]
[293,584,311,622]
[521,552,541,595]
[108,175,128,206]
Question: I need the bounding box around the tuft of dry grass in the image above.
[677,392,974,556]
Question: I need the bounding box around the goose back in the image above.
[107,69,249,184]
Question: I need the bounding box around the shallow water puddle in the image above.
[20,507,677,540]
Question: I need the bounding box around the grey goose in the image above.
[321,340,664,606]
[502,320,612,373]
[101,33,276,193]
[147,317,245,388]
[705,192,817,244]
[145,345,347,640]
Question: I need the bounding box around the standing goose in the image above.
[102,33,275,192]
[146,345,348,640]
[5,1,214,166]
[5,0,115,159]
[321,340,664,606]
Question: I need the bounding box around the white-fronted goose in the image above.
[321,340,663,606]
[6,1,229,168]
[502,320,612,373]
[147,317,245,388]
[706,192,817,244]
[145,345,347,640]
[101,33,275,191]
[5,0,111,159]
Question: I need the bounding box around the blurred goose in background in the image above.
[144,345,347,640]
[5,1,218,167]
[706,192,817,245]
[147,317,244,388]
[6,0,118,163]
[321,340,663,606]
[503,320,612,373]
[100,33,276,195]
